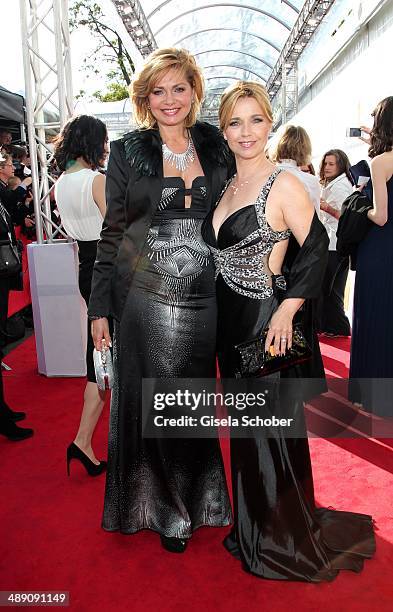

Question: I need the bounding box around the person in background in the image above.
[8,175,35,238]
[12,146,31,180]
[0,154,33,231]
[273,125,320,215]
[318,149,353,336]
[0,129,12,154]
[0,190,33,441]
[349,96,393,416]
[53,115,109,476]
[8,176,22,190]
[273,126,326,391]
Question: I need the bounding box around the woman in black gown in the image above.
[349,97,393,416]
[88,48,232,553]
[202,81,375,581]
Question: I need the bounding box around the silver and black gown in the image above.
[202,169,375,581]
[102,176,232,537]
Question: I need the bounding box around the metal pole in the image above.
[31,0,53,241]
[19,0,44,243]
[281,65,287,125]
[62,0,74,117]
[53,0,67,125]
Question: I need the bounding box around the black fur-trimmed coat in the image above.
[88,121,233,321]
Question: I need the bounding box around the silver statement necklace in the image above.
[162,133,195,172]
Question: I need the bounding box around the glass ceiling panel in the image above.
[141,0,305,93]
[203,65,266,85]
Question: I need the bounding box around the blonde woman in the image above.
[202,81,375,582]
[88,48,232,553]
[273,125,320,214]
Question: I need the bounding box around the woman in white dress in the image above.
[53,115,109,476]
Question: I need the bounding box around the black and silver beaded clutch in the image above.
[234,324,312,378]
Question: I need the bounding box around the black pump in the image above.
[66,442,107,477]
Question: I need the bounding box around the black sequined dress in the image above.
[202,169,375,581]
[102,176,232,537]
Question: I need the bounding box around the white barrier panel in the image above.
[27,241,86,377]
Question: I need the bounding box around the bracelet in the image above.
[88,315,107,321]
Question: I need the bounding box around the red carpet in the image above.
[1,335,393,611]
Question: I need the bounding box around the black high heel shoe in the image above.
[66,442,107,477]
[160,535,188,553]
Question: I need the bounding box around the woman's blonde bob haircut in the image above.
[273,125,312,167]
[219,81,273,131]
[130,48,204,129]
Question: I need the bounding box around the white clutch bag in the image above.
[93,346,114,390]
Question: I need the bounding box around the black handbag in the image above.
[0,233,21,277]
[234,323,312,378]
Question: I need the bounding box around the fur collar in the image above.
[122,121,233,177]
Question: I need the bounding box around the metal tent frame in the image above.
[19,0,86,378]
[20,0,339,242]
[112,0,336,125]
[19,0,73,244]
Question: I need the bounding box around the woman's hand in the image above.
[359,125,371,145]
[91,317,111,351]
[320,199,340,219]
[265,303,294,356]
[320,199,328,212]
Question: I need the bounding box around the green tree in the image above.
[70,0,135,101]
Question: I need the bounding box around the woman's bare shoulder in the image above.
[371,151,393,179]
[92,172,106,199]
[276,168,306,188]
[275,169,309,200]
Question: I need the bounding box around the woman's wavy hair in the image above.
[53,115,107,171]
[369,96,393,158]
[273,125,312,167]
[319,149,353,186]
[130,48,204,129]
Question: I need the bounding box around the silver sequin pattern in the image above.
[210,169,291,299]
[146,185,211,314]
[158,187,180,211]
